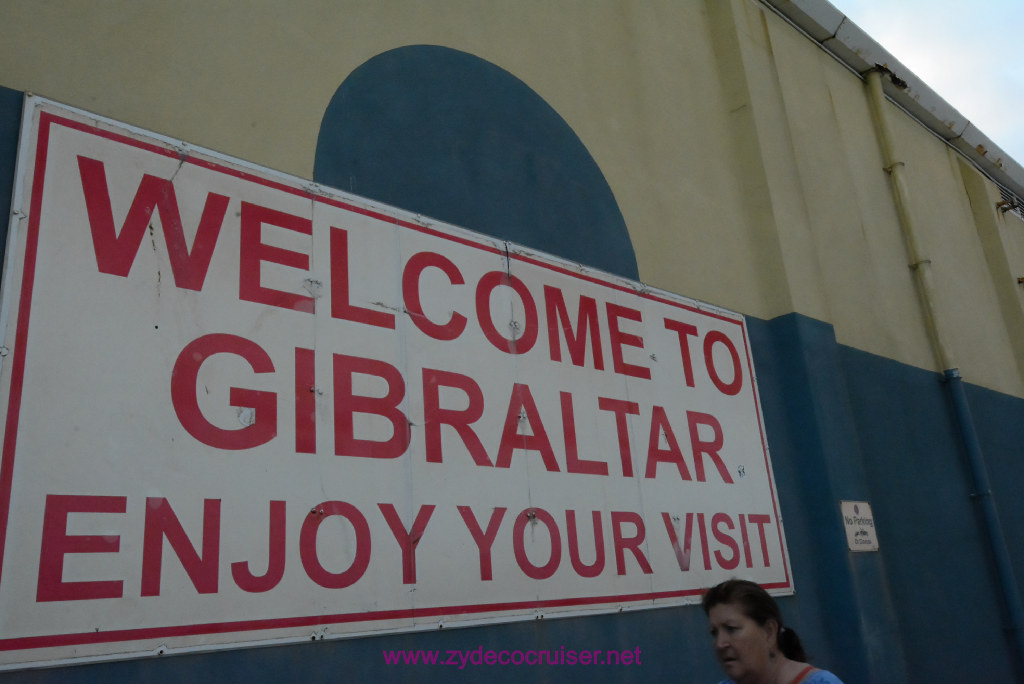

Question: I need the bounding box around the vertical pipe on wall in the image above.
[945,368,1024,664]
[866,68,1024,675]
[865,70,953,372]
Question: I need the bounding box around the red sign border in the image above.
[0,105,790,654]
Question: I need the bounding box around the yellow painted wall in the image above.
[2,0,1022,396]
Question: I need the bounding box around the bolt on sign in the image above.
[0,98,791,668]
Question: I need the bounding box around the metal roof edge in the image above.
[759,0,1024,200]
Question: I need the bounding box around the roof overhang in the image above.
[761,0,1024,201]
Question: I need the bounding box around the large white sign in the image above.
[0,99,790,668]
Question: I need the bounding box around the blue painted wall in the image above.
[313,45,639,282]
[0,86,22,253]
[842,348,1021,681]
[1,44,1024,681]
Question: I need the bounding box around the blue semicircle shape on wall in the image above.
[314,44,639,281]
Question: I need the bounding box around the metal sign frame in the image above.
[0,97,791,669]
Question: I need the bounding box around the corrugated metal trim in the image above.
[759,0,1024,205]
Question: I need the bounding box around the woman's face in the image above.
[707,601,777,683]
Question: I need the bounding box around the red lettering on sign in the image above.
[170,333,277,450]
[476,271,538,355]
[664,511,774,571]
[512,508,561,580]
[611,511,652,575]
[378,503,436,585]
[231,500,287,593]
[496,384,559,471]
[598,397,640,477]
[403,251,466,340]
[696,512,712,570]
[333,354,410,459]
[565,510,605,578]
[712,513,740,570]
[740,513,752,568]
[645,406,692,481]
[544,286,604,369]
[663,318,699,387]
[294,347,316,454]
[687,411,734,484]
[606,303,650,380]
[662,512,694,572]
[239,202,314,313]
[141,498,221,596]
[77,156,228,290]
[561,392,608,476]
[299,501,371,589]
[704,330,743,396]
[748,514,772,567]
[422,368,491,466]
[457,506,506,581]
[37,494,126,602]
[330,227,396,328]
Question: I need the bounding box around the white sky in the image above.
[828,0,1024,164]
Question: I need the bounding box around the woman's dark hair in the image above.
[701,579,808,662]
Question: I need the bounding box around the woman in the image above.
[702,579,844,684]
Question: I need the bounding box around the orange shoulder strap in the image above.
[791,665,817,684]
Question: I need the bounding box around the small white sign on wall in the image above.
[840,501,879,552]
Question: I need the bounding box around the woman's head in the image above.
[702,579,807,676]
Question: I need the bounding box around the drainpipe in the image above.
[866,67,1024,673]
